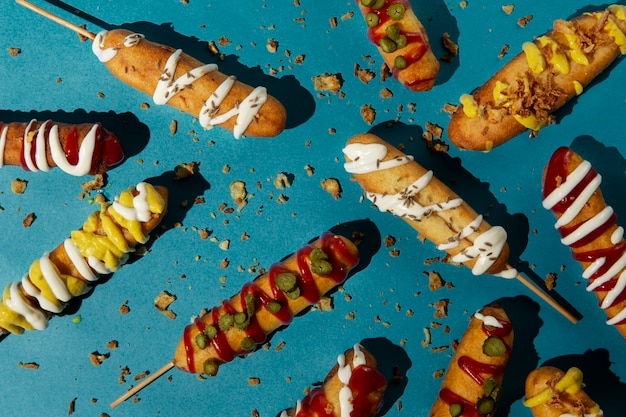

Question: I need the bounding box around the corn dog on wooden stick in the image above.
[428,304,514,417]
[110,232,360,407]
[524,366,603,417]
[543,146,626,337]
[0,182,168,335]
[448,4,626,151]
[16,0,287,139]
[356,0,440,92]
[343,133,578,323]
[278,344,387,417]
[0,119,124,176]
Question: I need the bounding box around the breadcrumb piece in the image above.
[248,377,261,386]
[433,299,450,318]
[273,173,292,189]
[441,33,459,56]
[321,178,342,199]
[89,351,110,366]
[18,361,39,370]
[545,272,557,290]
[11,178,27,194]
[355,64,376,84]
[312,73,342,93]
[266,38,279,53]
[8,47,21,56]
[498,44,510,58]
[22,213,36,228]
[174,162,198,180]
[426,271,445,291]
[360,104,376,125]
[154,291,177,320]
[518,15,533,27]
[502,4,514,14]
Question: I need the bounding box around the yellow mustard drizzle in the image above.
[522,41,547,74]
[513,114,544,130]
[605,17,626,54]
[573,80,584,95]
[538,36,570,74]
[0,183,166,334]
[460,94,478,117]
[492,81,510,105]
[523,367,601,414]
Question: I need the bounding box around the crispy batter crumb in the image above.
[360,104,376,124]
[426,271,445,291]
[304,165,315,176]
[329,16,338,28]
[498,44,510,58]
[442,103,458,113]
[273,172,292,189]
[8,47,21,56]
[441,33,459,56]
[119,301,130,315]
[312,73,342,93]
[421,327,432,347]
[355,63,376,84]
[433,299,450,318]
[134,370,150,381]
[252,409,260,417]
[275,341,287,351]
[380,88,393,98]
[208,40,220,55]
[248,377,261,386]
[518,15,533,27]
[106,340,119,350]
[81,174,106,191]
[230,181,247,205]
[502,4,514,14]
[317,296,333,312]
[154,291,177,320]
[384,235,396,248]
[174,161,198,180]
[170,120,178,135]
[68,397,77,415]
[321,178,342,199]
[22,213,36,228]
[11,178,28,194]
[433,369,445,379]
[89,351,110,366]
[545,272,557,290]
[266,38,279,53]
[18,361,39,370]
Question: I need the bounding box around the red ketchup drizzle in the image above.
[295,365,386,417]
[544,147,626,321]
[182,232,358,373]
[359,0,428,83]
[438,317,512,416]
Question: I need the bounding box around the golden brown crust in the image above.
[345,133,511,276]
[448,8,626,151]
[428,305,513,417]
[543,148,626,337]
[281,345,386,417]
[356,1,440,91]
[100,29,286,138]
[525,367,601,417]
[172,234,360,373]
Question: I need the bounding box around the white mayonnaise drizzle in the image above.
[92,30,268,139]
[344,142,517,278]
[336,344,367,417]
[1,182,155,331]
[542,154,626,326]
[0,120,99,176]
[474,311,504,328]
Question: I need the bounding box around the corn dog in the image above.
[356,0,440,91]
[343,133,516,278]
[542,146,626,337]
[0,119,123,175]
[172,232,360,375]
[524,366,603,417]
[448,4,626,151]
[91,29,286,139]
[0,182,168,335]
[278,344,387,417]
[428,304,514,417]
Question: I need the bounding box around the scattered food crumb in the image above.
[518,15,533,27]
[354,63,376,84]
[441,33,459,56]
[81,174,106,191]
[119,301,130,315]
[68,397,77,415]
[266,38,279,53]
[384,235,396,248]
[360,104,376,124]
[89,351,110,366]
[498,44,511,58]
[433,299,450,318]
[106,340,119,350]
[174,162,198,180]
[8,47,21,56]
[248,377,261,386]
[545,272,557,290]
[321,178,342,199]
[426,271,445,291]
[317,296,333,312]
[273,173,292,189]
[22,213,36,228]
[170,120,178,135]
[421,327,432,348]
[154,291,177,320]
[11,178,28,194]
[312,73,342,93]
[18,361,39,370]
[502,4,514,14]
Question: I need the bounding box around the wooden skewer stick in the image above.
[511,266,578,323]
[15,0,96,40]
[110,361,175,408]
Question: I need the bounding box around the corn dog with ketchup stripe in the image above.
[110,232,360,407]
[356,0,440,92]
[542,146,626,337]
[278,344,387,417]
[524,366,603,417]
[448,4,626,152]
[91,29,287,139]
[0,182,167,335]
[0,119,123,176]
[428,304,514,417]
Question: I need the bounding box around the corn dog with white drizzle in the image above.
[0,182,167,335]
[343,133,578,323]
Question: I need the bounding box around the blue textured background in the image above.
[0,1,624,416]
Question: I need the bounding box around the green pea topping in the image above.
[365,12,379,27]
[476,397,495,415]
[204,324,217,339]
[387,3,405,20]
[371,0,386,9]
[379,37,397,53]
[245,293,256,314]
[360,0,376,6]
[234,312,248,330]
[203,359,219,376]
[449,403,463,417]
[385,24,401,41]
[395,34,407,49]
[218,313,234,331]
[310,248,333,275]
[482,377,497,397]
[285,287,301,300]
[483,336,507,357]
[195,333,208,349]
[267,300,282,313]
[275,272,298,292]
[240,336,255,351]
[394,56,408,69]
